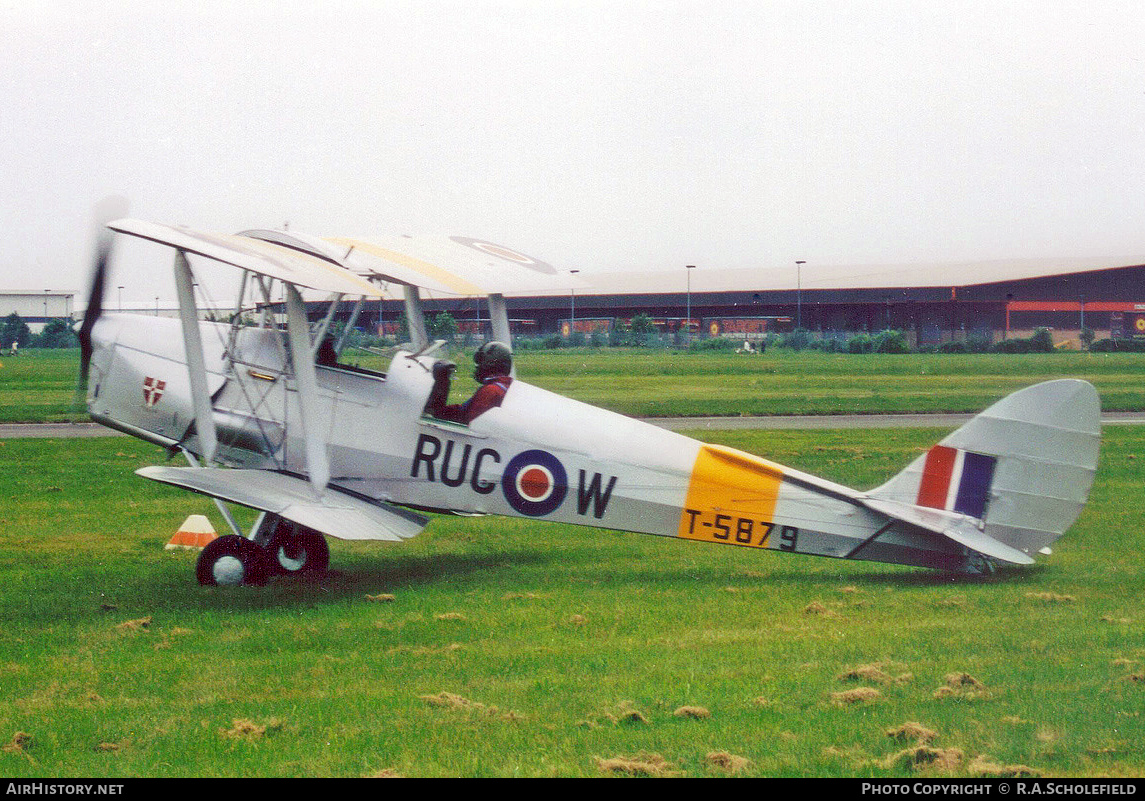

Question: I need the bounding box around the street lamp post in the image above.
[795,261,806,330]
[685,265,696,341]
[569,269,580,338]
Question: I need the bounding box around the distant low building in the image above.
[273,255,1145,348]
[0,291,76,333]
[392,255,1145,346]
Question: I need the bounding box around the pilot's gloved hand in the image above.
[432,360,457,381]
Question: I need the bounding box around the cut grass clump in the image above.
[886,722,938,744]
[883,746,964,774]
[673,705,711,720]
[705,751,750,774]
[831,687,881,706]
[594,752,677,777]
[933,673,988,701]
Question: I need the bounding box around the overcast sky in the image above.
[2,0,1144,308]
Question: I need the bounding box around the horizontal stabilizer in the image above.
[861,497,1034,565]
[137,466,428,542]
[939,519,1036,565]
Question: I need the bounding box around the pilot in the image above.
[426,341,513,424]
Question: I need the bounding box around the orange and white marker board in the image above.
[165,514,217,551]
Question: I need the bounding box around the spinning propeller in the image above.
[77,196,129,395]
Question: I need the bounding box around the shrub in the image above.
[847,333,873,354]
[428,312,459,343]
[1029,327,1055,353]
[1,312,31,349]
[689,336,737,351]
[782,328,813,352]
[872,329,910,354]
[966,330,994,353]
[1090,338,1145,352]
[33,318,78,349]
[992,337,1029,353]
[937,340,969,354]
[993,328,1054,353]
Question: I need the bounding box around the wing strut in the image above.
[310,292,344,358]
[403,285,429,349]
[173,250,219,463]
[488,292,512,344]
[286,284,331,494]
[487,292,515,376]
[180,447,243,537]
[336,295,367,355]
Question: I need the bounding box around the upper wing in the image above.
[326,233,588,296]
[111,220,584,297]
[108,219,386,298]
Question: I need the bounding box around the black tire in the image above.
[265,526,330,575]
[196,535,270,586]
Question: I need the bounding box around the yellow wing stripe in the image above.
[326,237,484,295]
[232,236,383,295]
[677,444,784,548]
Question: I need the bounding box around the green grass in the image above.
[0,350,85,423]
[1,428,1142,777]
[7,347,1145,422]
[509,348,1145,416]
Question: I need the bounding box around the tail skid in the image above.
[866,379,1101,565]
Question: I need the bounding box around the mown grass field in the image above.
[1,424,1142,778]
[4,347,1145,422]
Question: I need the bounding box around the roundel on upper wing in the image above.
[501,449,568,516]
[450,236,558,275]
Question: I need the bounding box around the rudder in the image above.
[869,379,1101,561]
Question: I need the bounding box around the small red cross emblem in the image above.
[143,376,166,408]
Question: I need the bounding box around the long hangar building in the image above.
[391,254,1145,345]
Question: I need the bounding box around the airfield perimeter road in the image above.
[3,412,1145,439]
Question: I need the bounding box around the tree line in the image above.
[1,312,78,350]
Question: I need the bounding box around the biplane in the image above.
[78,203,1102,585]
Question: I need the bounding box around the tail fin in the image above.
[867,379,1101,564]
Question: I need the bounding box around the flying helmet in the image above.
[474,341,512,380]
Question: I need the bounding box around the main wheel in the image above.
[196,535,270,586]
[266,526,329,575]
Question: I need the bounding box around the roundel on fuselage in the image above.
[501,449,568,516]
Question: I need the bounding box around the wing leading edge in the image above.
[136,466,429,542]
[108,219,387,298]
